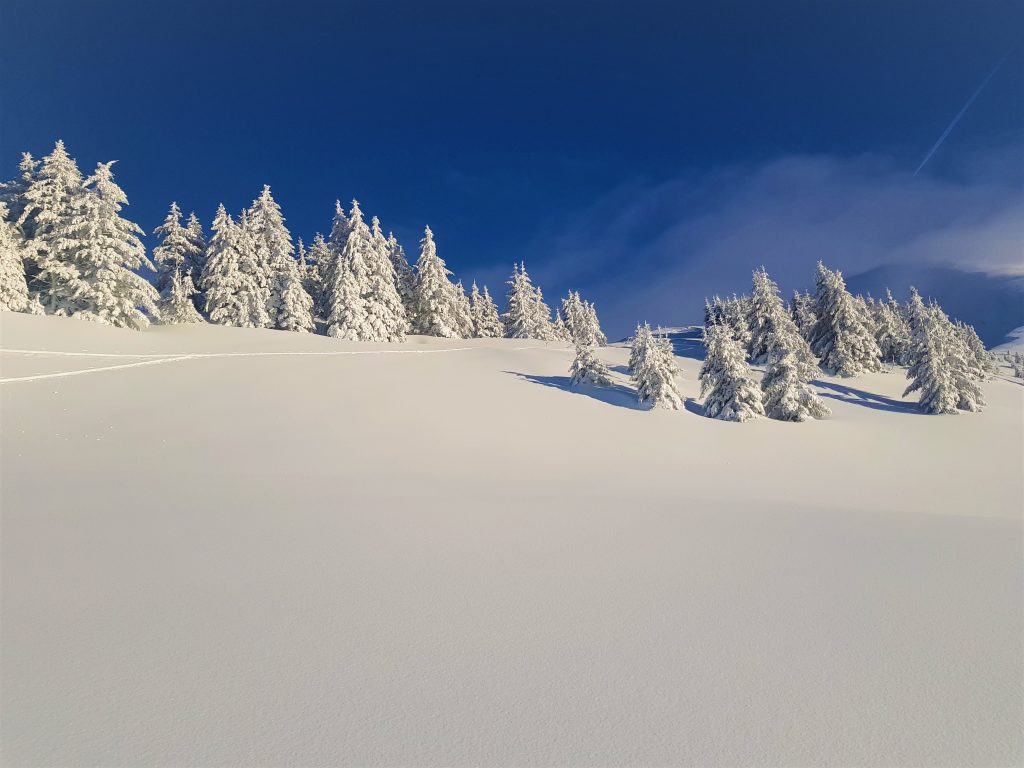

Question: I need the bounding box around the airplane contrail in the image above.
[914,51,1010,177]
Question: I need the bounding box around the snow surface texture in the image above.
[1,312,1021,767]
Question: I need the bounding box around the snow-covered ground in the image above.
[1,311,1021,767]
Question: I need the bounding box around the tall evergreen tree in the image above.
[700,323,764,421]
[411,225,462,337]
[904,300,978,414]
[247,185,300,330]
[790,290,816,340]
[631,324,683,410]
[201,204,269,328]
[808,262,882,376]
[504,262,554,339]
[386,231,416,316]
[152,202,196,296]
[47,162,159,329]
[305,232,332,320]
[469,282,504,338]
[954,321,998,380]
[746,266,816,373]
[570,340,613,387]
[17,140,85,312]
[452,280,474,338]
[874,289,912,365]
[0,202,31,312]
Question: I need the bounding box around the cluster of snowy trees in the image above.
[702,263,997,417]
[1,141,608,347]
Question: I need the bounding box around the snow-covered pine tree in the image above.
[46,161,159,329]
[328,200,407,341]
[234,207,272,327]
[721,294,752,349]
[903,302,968,414]
[631,324,683,410]
[586,301,608,346]
[201,204,269,327]
[386,231,416,315]
[184,212,206,276]
[504,262,555,339]
[411,225,462,337]
[469,282,504,338]
[0,201,31,312]
[248,185,302,330]
[570,340,612,387]
[16,140,85,312]
[0,153,39,228]
[159,269,204,324]
[808,262,882,376]
[552,307,570,340]
[790,290,816,341]
[746,266,816,372]
[152,202,194,296]
[560,291,588,343]
[874,289,912,365]
[704,296,724,327]
[627,322,651,375]
[761,349,831,421]
[305,232,331,320]
[954,321,998,380]
[453,280,474,338]
[699,323,764,421]
[321,200,350,314]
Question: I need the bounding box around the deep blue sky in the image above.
[2,1,1021,335]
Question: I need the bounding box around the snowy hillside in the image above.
[1,312,1022,767]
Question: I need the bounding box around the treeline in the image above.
[574,263,995,418]
[0,141,607,346]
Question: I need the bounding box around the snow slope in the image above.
[1,312,1022,767]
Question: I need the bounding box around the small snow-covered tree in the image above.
[632,324,683,410]
[746,267,816,373]
[627,322,650,375]
[586,301,608,346]
[808,262,881,376]
[305,232,331,319]
[46,162,159,329]
[699,323,764,421]
[152,202,196,296]
[560,291,588,343]
[954,321,998,380]
[720,294,752,349]
[201,204,269,328]
[386,231,416,315]
[504,262,555,339]
[159,269,204,324]
[0,202,32,312]
[184,212,206,275]
[761,349,830,422]
[570,340,612,387]
[274,253,315,333]
[904,304,964,414]
[411,225,462,337]
[469,282,504,338]
[321,200,350,312]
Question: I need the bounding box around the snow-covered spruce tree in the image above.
[552,307,570,340]
[746,267,816,373]
[453,280,475,338]
[411,225,462,337]
[201,204,268,327]
[873,289,912,365]
[699,323,764,421]
[903,302,972,414]
[320,200,350,314]
[720,294,752,349]
[570,340,612,387]
[233,207,272,327]
[248,185,306,331]
[808,262,881,376]
[0,153,39,228]
[955,321,998,380]
[504,262,555,339]
[184,212,206,275]
[586,301,608,346]
[0,202,32,312]
[386,231,416,316]
[305,232,331,319]
[761,349,830,422]
[159,269,204,324]
[790,290,816,341]
[469,282,504,338]
[627,322,651,375]
[704,296,724,327]
[631,324,683,410]
[152,202,196,296]
[46,162,159,329]
[328,201,407,341]
[16,140,85,312]
[560,291,588,342]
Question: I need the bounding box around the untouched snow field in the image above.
[1,312,1022,767]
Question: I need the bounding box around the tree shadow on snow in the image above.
[813,380,922,415]
[684,397,705,416]
[506,372,641,410]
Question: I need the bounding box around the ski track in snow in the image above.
[0,345,569,384]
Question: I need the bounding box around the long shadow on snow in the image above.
[506,372,641,410]
[813,380,922,415]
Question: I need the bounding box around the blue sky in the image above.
[2,0,1021,336]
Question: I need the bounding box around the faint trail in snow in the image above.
[0,356,197,384]
[0,345,571,384]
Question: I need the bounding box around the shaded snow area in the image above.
[1,311,1022,767]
